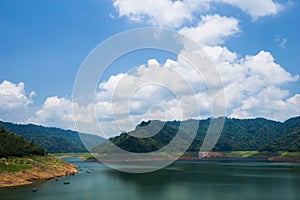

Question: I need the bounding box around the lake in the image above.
[1,158,300,200]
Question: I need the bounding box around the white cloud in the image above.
[27,96,97,133]
[0,80,36,123]
[203,46,238,63]
[275,35,287,49]
[204,46,299,121]
[93,58,202,135]
[31,97,73,123]
[179,15,240,45]
[230,91,300,121]
[217,0,283,20]
[27,96,74,129]
[112,0,284,27]
[112,0,210,28]
[26,95,111,136]
[242,51,297,85]
[0,80,35,110]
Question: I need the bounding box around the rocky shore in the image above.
[0,156,77,187]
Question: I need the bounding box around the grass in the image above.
[49,152,93,161]
[0,155,70,173]
[0,157,32,173]
[280,152,300,157]
[226,151,259,157]
[0,162,31,173]
[80,153,95,160]
[224,151,300,158]
[50,152,84,157]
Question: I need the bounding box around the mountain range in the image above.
[93,116,300,153]
[0,121,106,153]
[1,116,299,155]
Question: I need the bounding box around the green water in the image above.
[1,158,300,200]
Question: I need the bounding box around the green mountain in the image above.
[0,126,46,157]
[260,117,300,152]
[259,129,300,152]
[101,120,194,153]
[212,118,282,151]
[0,121,106,153]
[93,116,300,153]
[280,116,300,135]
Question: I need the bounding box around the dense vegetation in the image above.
[0,126,46,157]
[0,121,105,153]
[259,129,300,151]
[101,121,192,153]
[93,116,300,153]
[259,116,300,151]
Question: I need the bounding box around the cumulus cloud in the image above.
[203,46,299,121]
[94,59,203,136]
[230,92,300,121]
[112,0,284,27]
[27,96,97,132]
[28,96,74,126]
[112,0,210,28]
[179,15,240,45]
[217,0,283,20]
[0,80,35,110]
[242,51,296,85]
[0,80,36,123]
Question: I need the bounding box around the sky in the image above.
[0,0,299,137]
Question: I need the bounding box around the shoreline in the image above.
[85,151,300,163]
[0,156,77,188]
[85,156,300,163]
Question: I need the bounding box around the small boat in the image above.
[32,188,37,192]
[63,181,70,185]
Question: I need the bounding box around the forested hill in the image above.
[260,116,300,151]
[0,126,45,157]
[0,121,106,153]
[93,116,300,153]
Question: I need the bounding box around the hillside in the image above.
[280,116,300,135]
[0,121,106,153]
[92,116,300,154]
[0,155,77,187]
[0,126,45,157]
[259,116,300,152]
[260,129,300,151]
[102,120,194,153]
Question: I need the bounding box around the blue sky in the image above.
[0,0,299,136]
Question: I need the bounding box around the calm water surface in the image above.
[1,158,300,200]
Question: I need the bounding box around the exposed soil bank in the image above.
[0,156,77,187]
